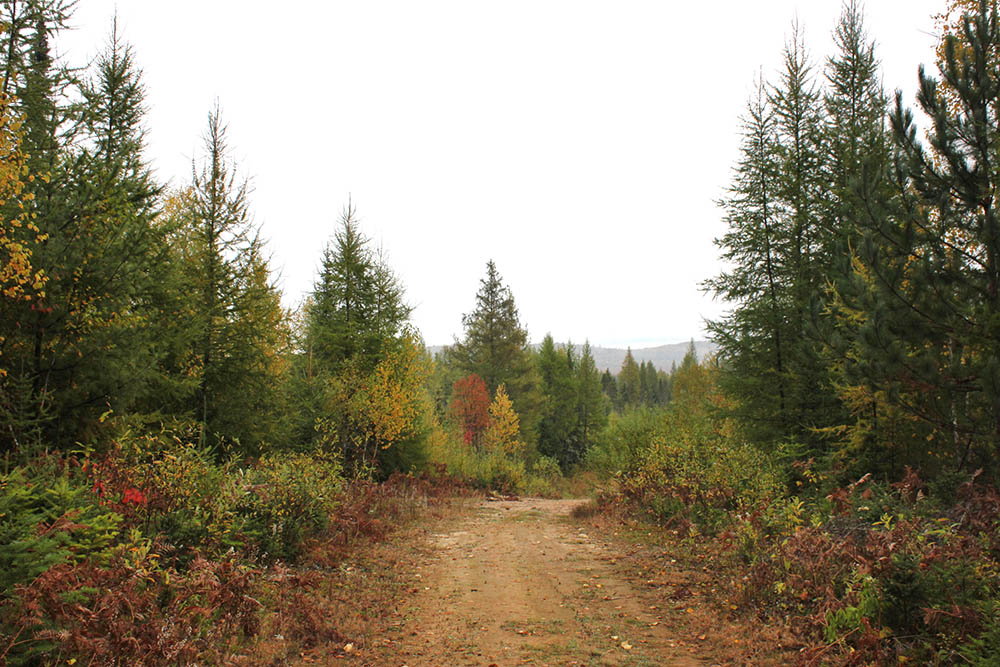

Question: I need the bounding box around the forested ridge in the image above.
[3,0,1000,664]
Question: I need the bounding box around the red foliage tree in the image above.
[450,374,491,449]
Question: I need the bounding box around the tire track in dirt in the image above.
[383,498,706,666]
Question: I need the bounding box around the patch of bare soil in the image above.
[366,498,758,667]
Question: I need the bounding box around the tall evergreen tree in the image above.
[305,204,409,375]
[576,341,607,455]
[536,334,579,467]
[617,348,641,408]
[76,20,169,413]
[601,369,618,411]
[822,0,888,257]
[450,260,540,441]
[704,78,792,447]
[0,11,171,449]
[182,105,287,453]
[770,23,841,438]
[818,1,897,467]
[294,203,418,470]
[834,0,1000,476]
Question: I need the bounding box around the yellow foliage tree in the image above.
[323,330,430,476]
[483,384,524,456]
[0,93,46,376]
[366,332,428,451]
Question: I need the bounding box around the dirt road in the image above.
[379,498,714,667]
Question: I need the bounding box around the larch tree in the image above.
[704,78,790,448]
[770,22,841,442]
[484,384,524,457]
[181,105,288,453]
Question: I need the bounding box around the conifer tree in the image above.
[770,23,841,438]
[484,384,524,456]
[834,0,1000,475]
[576,341,607,454]
[536,334,579,467]
[180,105,288,453]
[305,204,409,374]
[617,348,641,407]
[821,0,888,258]
[295,203,418,469]
[0,11,172,448]
[656,369,672,405]
[818,2,902,468]
[450,260,540,440]
[704,78,792,446]
[601,369,618,410]
[75,20,170,414]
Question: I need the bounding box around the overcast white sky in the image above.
[56,1,942,348]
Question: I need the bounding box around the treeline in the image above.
[707,0,1000,485]
[0,5,434,476]
[427,259,690,477]
[587,1,1000,663]
[0,5,291,457]
[600,349,672,410]
[0,7,543,662]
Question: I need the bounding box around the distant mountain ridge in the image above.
[426,340,717,374]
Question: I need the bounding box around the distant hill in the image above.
[585,341,717,373]
[426,340,717,374]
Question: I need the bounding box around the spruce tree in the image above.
[183,105,288,453]
[450,260,540,440]
[536,334,579,468]
[601,370,618,410]
[576,341,607,454]
[76,21,170,414]
[0,11,170,449]
[308,205,382,373]
[617,348,641,407]
[294,204,415,465]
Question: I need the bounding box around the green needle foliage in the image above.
[449,260,541,444]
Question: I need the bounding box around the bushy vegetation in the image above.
[584,348,1000,662]
[0,433,342,662]
[574,2,1000,663]
[4,0,1000,663]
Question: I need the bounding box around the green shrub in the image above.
[523,456,563,496]
[959,600,1000,666]
[238,453,343,560]
[0,461,122,598]
[621,408,782,531]
[824,573,881,643]
[99,432,345,563]
[584,407,662,477]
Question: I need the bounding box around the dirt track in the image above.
[383,498,708,666]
